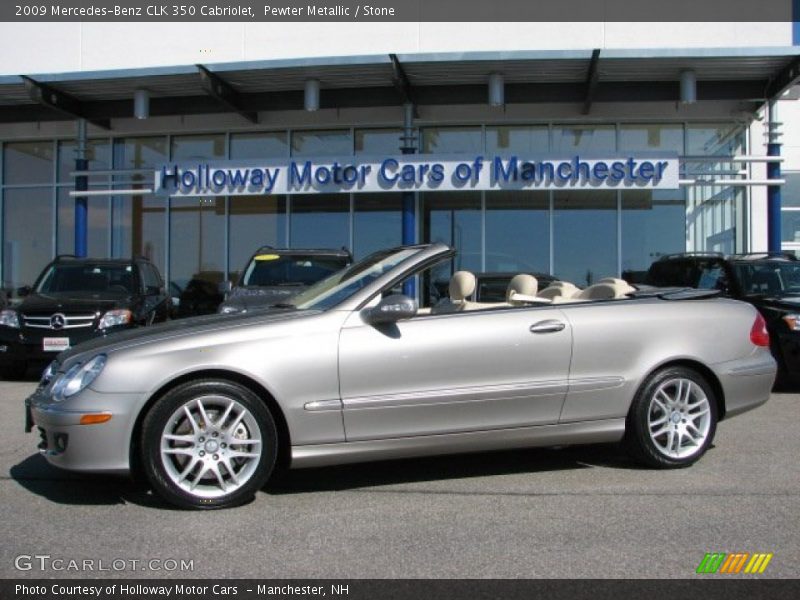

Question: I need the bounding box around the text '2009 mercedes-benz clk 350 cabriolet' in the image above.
[25,243,776,509]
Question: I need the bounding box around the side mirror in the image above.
[366,294,417,324]
[218,280,233,295]
[16,285,31,298]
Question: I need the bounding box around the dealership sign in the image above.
[155,154,679,197]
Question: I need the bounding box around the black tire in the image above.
[624,366,718,469]
[140,379,278,509]
[0,363,27,380]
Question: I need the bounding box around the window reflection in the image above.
[486,127,549,154]
[110,191,166,275]
[290,194,350,248]
[621,190,686,283]
[169,197,226,292]
[554,190,617,286]
[485,191,549,273]
[113,137,168,184]
[2,188,53,289]
[292,130,352,156]
[230,132,288,159]
[355,129,404,155]
[422,127,482,154]
[171,134,225,161]
[353,194,402,259]
[3,141,54,185]
[58,140,111,183]
[58,189,109,257]
[552,125,615,154]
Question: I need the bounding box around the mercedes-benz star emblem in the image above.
[50,313,66,330]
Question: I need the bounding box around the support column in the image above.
[767,101,782,253]
[401,102,417,297]
[74,119,88,257]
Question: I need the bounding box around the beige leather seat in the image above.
[506,274,538,306]
[431,271,478,314]
[573,279,635,301]
[596,277,636,297]
[538,281,579,300]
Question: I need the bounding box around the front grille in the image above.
[22,314,96,330]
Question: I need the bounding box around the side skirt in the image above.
[290,418,625,469]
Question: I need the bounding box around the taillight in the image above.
[750,312,770,347]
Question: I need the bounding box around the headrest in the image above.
[506,274,538,301]
[449,271,476,302]
[578,282,617,300]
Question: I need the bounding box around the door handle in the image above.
[529,320,566,334]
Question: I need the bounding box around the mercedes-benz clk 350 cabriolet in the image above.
[25,243,776,509]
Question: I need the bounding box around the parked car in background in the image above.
[0,255,169,379]
[646,251,800,381]
[218,247,352,314]
[26,243,774,509]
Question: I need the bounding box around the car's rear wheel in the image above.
[141,379,277,509]
[624,366,718,468]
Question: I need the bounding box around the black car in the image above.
[646,251,800,381]
[218,247,352,314]
[0,255,170,378]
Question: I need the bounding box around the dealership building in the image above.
[1,21,800,299]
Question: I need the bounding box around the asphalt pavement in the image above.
[0,379,798,579]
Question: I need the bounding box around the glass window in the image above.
[168,197,226,291]
[353,194,402,259]
[781,211,800,243]
[57,189,110,257]
[291,130,352,156]
[113,137,168,184]
[58,139,111,183]
[3,141,54,185]
[552,125,616,154]
[228,196,287,281]
[230,132,288,159]
[554,190,617,286]
[421,191,482,305]
[2,187,54,289]
[619,124,683,155]
[486,126,549,154]
[142,264,161,289]
[290,194,350,248]
[110,191,166,275]
[782,173,800,208]
[485,191,549,273]
[421,127,482,154]
[687,123,745,156]
[171,134,226,161]
[621,190,686,283]
[355,129,404,154]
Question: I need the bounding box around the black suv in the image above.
[0,256,170,378]
[218,247,352,314]
[646,251,800,380]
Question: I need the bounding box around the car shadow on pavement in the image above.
[265,443,640,495]
[9,454,176,510]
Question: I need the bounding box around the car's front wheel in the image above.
[624,366,718,468]
[141,379,277,509]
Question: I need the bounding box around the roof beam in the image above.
[389,54,419,116]
[765,56,800,100]
[21,76,110,129]
[196,65,258,124]
[582,49,601,115]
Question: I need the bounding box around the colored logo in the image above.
[696,552,773,574]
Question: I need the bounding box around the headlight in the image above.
[0,309,19,329]
[51,354,106,402]
[783,314,800,331]
[40,360,57,386]
[99,309,132,330]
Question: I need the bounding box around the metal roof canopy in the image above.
[1,47,799,126]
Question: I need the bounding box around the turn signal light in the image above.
[79,413,112,425]
[750,313,770,348]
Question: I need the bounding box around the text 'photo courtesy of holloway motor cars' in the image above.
[25,243,776,509]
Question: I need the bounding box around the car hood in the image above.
[56,308,316,365]
[16,292,131,314]
[222,286,304,311]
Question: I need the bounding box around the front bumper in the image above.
[26,386,141,474]
[0,326,107,366]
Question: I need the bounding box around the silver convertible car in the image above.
[26,243,776,509]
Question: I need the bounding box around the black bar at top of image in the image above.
[0,0,794,22]
[3,579,800,600]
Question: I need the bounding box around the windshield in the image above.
[240,254,349,287]
[36,263,136,294]
[733,261,800,297]
[289,248,421,311]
